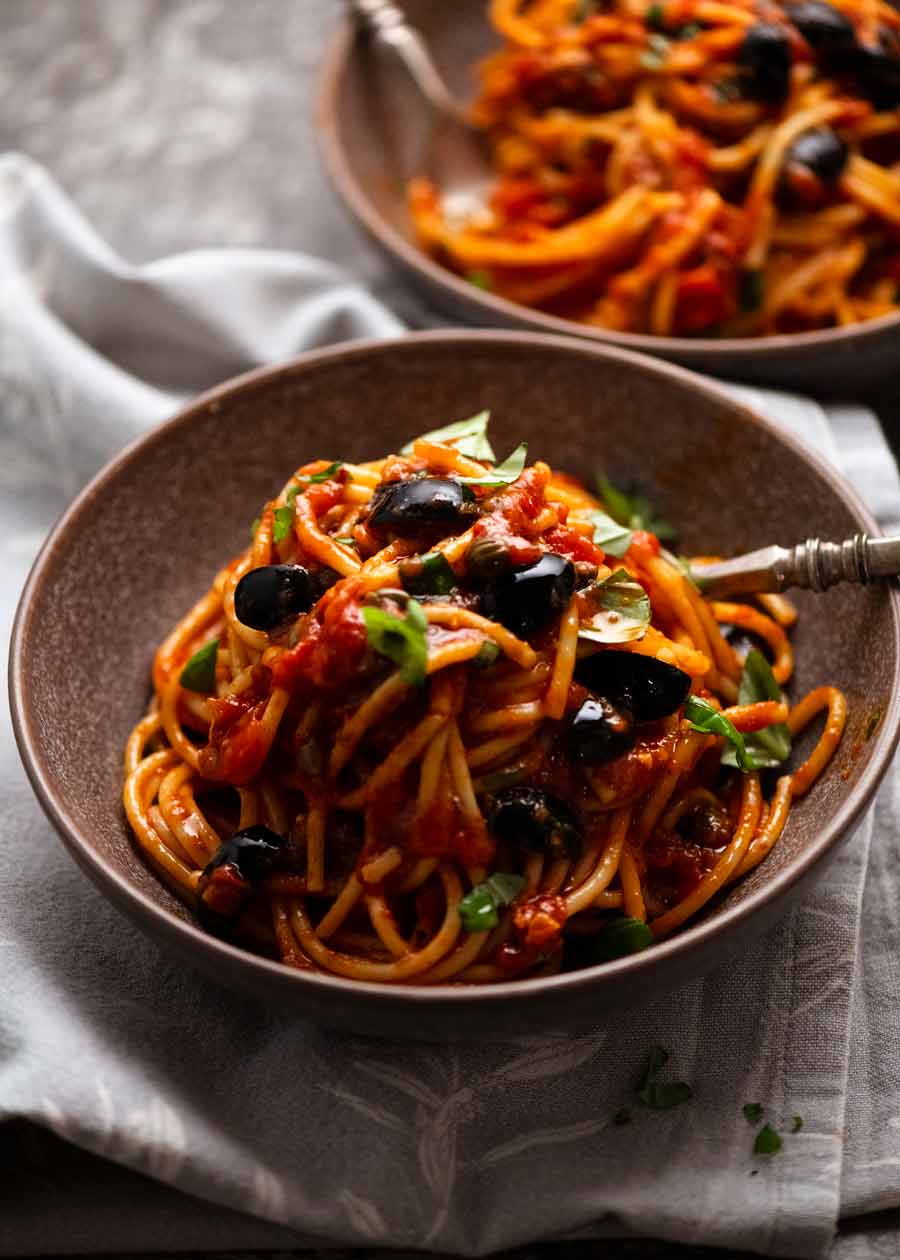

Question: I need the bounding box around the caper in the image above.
[466,536,513,584]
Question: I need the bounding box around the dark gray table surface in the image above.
[1,2,897,1257]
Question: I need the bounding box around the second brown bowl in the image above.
[317,3,900,394]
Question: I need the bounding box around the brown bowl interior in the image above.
[11,332,900,1039]
[317,4,900,393]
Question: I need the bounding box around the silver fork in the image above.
[346,0,493,223]
[690,534,900,597]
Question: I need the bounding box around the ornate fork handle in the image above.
[345,0,459,117]
[691,534,900,598]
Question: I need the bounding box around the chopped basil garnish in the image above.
[308,461,343,483]
[646,2,665,26]
[335,536,357,547]
[285,462,344,508]
[362,597,428,685]
[400,551,457,596]
[458,442,528,488]
[179,639,219,694]
[473,640,501,668]
[592,916,653,960]
[640,32,670,68]
[578,568,651,644]
[754,1124,782,1155]
[249,515,261,540]
[739,269,765,313]
[587,509,633,558]
[597,473,675,541]
[637,1045,693,1110]
[676,21,702,38]
[466,269,492,290]
[401,410,496,462]
[713,76,744,102]
[743,1102,764,1124]
[458,872,526,933]
[791,1115,803,1133]
[865,708,882,741]
[273,505,294,544]
[685,694,757,773]
[721,649,791,770]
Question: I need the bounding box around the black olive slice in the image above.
[234,564,316,632]
[368,477,476,535]
[489,786,583,859]
[479,553,576,638]
[566,697,636,765]
[574,650,691,723]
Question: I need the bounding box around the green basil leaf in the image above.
[640,33,670,67]
[305,463,340,481]
[401,410,496,462]
[578,567,651,644]
[362,599,428,685]
[636,1044,693,1110]
[308,460,343,483]
[179,639,219,694]
[587,509,633,559]
[646,2,665,26]
[754,1124,782,1155]
[273,505,294,544]
[457,442,528,488]
[597,473,676,541]
[458,872,526,933]
[743,1102,764,1124]
[334,535,357,547]
[458,886,499,933]
[249,515,261,540]
[591,916,653,961]
[400,551,457,596]
[286,462,344,505]
[737,647,780,707]
[712,76,743,102]
[721,649,791,769]
[473,641,501,669]
[685,694,757,772]
[466,269,492,290]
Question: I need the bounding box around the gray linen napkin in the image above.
[2,152,899,1260]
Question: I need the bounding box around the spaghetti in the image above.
[409,0,900,337]
[124,414,846,982]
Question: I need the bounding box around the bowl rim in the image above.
[10,329,900,1009]
[316,19,900,365]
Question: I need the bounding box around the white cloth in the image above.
[2,151,900,1259]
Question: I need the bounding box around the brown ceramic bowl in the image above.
[10,332,900,1040]
[317,4,900,394]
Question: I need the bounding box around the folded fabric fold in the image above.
[1,151,899,1259]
